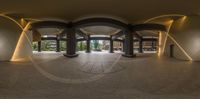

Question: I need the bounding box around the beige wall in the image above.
[162,16,200,61]
[0,16,32,61]
[12,30,33,61]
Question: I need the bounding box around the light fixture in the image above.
[11,22,32,61]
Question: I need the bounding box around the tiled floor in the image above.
[1,52,200,99]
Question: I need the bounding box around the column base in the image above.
[122,54,136,58]
[139,48,143,53]
[109,51,114,53]
[63,54,79,58]
[85,51,91,53]
[139,51,143,53]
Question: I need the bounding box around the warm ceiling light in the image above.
[144,14,186,23]
[158,31,162,57]
[0,14,23,29]
[11,22,31,61]
[167,34,193,61]
[162,20,174,54]
[161,19,192,61]
[177,16,187,30]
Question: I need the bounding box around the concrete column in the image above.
[122,31,135,58]
[64,27,78,58]
[155,41,157,51]
[151,41,154,51]
[139,39,143,53]
[56,35,60,52]
[122,40,126,52]
[38,41,41,52]
[109,35,114,53]
[119,42,122,51]
[86,35,91,53]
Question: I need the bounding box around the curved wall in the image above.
[0,16,32,61]
[163,16,200,61]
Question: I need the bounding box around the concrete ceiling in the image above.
[80,26,121,35]
[137,30,159,37]
[1,0,200,36]
[0,0,200,23]
[37,28,64,35]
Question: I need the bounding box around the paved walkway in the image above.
[0,52,200,99]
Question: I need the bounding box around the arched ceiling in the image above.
[137,30,159,37]
[1,0,199,37]
[37,28,64,35]
[80,26,121,35]
[0,0,199,23]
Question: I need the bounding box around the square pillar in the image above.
[152,41,155,51]
[38,41,41,52]
[109,35,114,53]
[122,31,135,58]
[122,40,125,52]
[56,35,60,52]
[86,35,91,53]
[139,39,143,53]
[64,28,78,58]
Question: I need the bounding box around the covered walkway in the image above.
[0,53,200,99]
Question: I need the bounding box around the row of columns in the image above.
[85,35,114,53]
[63,27,114,57]
[36,28,146,58]
[36,35,115,53]
[37,35,60,52]
[37,38,145,54]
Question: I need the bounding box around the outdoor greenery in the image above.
[41,40,56,51]
[92,40,101,51]
[33,40,107,51]
[32,42,38,51]
[60,41,66,51]
[76,41,87,51]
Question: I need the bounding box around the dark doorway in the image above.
[170,44,174,57]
